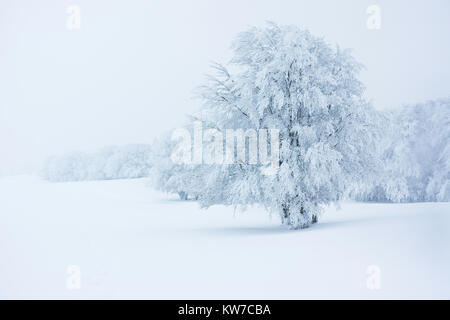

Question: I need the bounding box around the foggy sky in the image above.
[1,0,449,176]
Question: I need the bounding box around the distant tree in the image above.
[41,144,152,182]
[421,99,450,202]
[150,132,205,200]
[356,98,450,202]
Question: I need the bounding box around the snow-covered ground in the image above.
[1,175,449,299]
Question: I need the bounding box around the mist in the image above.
[1,0,449,176]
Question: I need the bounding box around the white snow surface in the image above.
[1,175,449,299]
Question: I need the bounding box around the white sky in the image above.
[1,0,449,176]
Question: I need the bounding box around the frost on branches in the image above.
[186,23,381,229]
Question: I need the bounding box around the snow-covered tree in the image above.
[422,99,450,202]
[41,144,153,182]
[191,23,382,228]
[350,110,414,202]
[356,98,450,202]
[150,132,207,200]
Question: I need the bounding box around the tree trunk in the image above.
[281,203,290,225]
[282,202,317,228]
[178,191,188,201]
